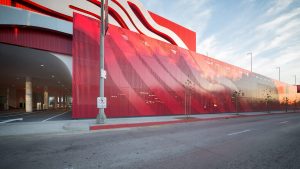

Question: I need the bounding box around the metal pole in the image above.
[250,53,252,72]
[276,67,280,81]
[189,89,192,117]
[279,67,280,81]
[235,95,237,113]
[6,88,9,110]
[96,0,107,124]
[247,52,252,72]
[294,75,297,85]
[184,86,187,118]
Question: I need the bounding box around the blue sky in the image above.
[140,0,300,85]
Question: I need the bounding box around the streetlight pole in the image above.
[294,75,297,85]
[247,52,252,72]
[276,67,280,81]
[96,0,107,124]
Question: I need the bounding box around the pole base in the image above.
[96,111,107,124]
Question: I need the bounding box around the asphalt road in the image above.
[0,110,72,123]
[0,113,299,169]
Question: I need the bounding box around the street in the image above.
[0,113,300,169]
[0,110,72,123]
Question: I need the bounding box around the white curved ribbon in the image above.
[113,0,169,43]
[127,0,188,49]
[109,1,138,33]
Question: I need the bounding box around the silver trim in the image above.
[0,5,72,34]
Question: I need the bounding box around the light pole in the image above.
[276,67,280,81]
[96,0,107,124]
[247,52,252,72]
[294,75,297,85]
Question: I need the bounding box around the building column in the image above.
[61,95,63,109]
[59,96,62,108]
[54,96,58,109]
[43,87,48,110]
[25,77,32,112]
[65,96,69,110]
[57,96,60,108]
[5,88,9,110]
[64,95,67,109]
[63,95,66,109]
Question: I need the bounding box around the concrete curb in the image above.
[90,111,300,131]
[63,122,90,131]
[0,111,298,136]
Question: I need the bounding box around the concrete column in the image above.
[61,95,64,108]
[43,87,49,110]
[25,77,32,112]
[55,96,58,109]
[5,88,9,110]
[65,96,69,110]
[60,96,62,108]
[64,95,67,109]
[58,96,61,108]
[58,96,60,108]
[36,92,41,111]
[63,95,66,109]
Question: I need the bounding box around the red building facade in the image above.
[0,0,299,118]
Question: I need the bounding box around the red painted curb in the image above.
[89,112,300,131]
[90,118,204,130]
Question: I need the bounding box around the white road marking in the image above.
[0,111,38,118]
[0,112,23,116]
[41,111,69,122]
[0,118,23,124]
[279,121,289,124]
[228,129,251,136]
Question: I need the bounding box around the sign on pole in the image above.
[97,97,107,109]
[101,69,107,79]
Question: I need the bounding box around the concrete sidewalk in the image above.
[0,110,298,136]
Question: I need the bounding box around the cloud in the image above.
[198,35,217,55]
[209,6,300,83]
[255,45,300,84]
[267,0,294,15]
[185,8,211,33]
[140,0,212,38]
[253,8,300,55]
[257,7,300,31]
[140,0,300,84]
